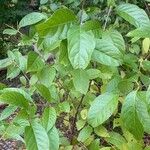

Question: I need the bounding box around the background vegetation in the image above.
[1,0,150,150]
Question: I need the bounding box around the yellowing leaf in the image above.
[142,38,150,54]
[80,109,88,120]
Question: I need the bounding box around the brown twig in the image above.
[71,80,92,142]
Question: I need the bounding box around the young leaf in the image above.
[142,38,150,54]
[0,58,12,69]
[0,105,17,121]
[3,28,18,35]
[36,84,51,102]
[19,12,47,28]
[40,0,48,5]
[25,121,49,150]
[116,3,150,28]
[94,126,109,138]
[86,69,101,79]
[88,92,118,127]
[27,51,44,72]
[77,125,93,142]
[105,132,127,150]
[37,66,56,87]
[121,91,144,140]
[72,69,89,94]
[67,26,95,69]
[41,107,57,132]
[47,126,59,150]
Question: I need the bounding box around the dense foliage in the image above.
[1,0,150,149]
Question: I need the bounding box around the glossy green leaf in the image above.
[25,121,49,150]
[48,126,59,150]
[88,92,118,127]
[105,132,127,150]
[37,66,56,87]
[36,8,76,37]
[102,30,125,52]
[27,51,44,72]
[19,12,47,28]
[94,126,109,137]
[92,39,122,66]
[3,28,18,35]
[116,3,150,28]
[121,91,144,140]
[67,26,95,69]
[0,91,29,108]
[86,69,101,79]
[2,88,33,102]
[36,84,51,102]
[136,98,150,133]
[0,105,17,121]
[0,58,12,69]
[72,69,89,94]
[41,107,56,132]
[77,125,93,142]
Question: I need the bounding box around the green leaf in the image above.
[88,92,118,127]
[142,38,150,54]
[58,101,70,113]
[27,51,44,72]
[36,84,51,102]
[92,39,122,66]
[19,12,47,28]
[94,126,109,137]
[6,50,27,79]
[82,20,101,32]
[136,97,150,133]
[0,91,29,108]
[25,121,49,150]
[2,88,33,102]
[48,126,59,150]
[118,79,134,95]
[89,139,100,150]
[0,58,12,69]
[72,69,89,94]
[59,40,70,65]
[36,8,76,37]
[102,30,125,52]
[77,125,93,142]
[67,26,95,69]
[105,132,127,150]
[37,66,56,87]
[3,28,18,35]
[40,0,48,4]
[86,69,101,79]
[0,105,17,121]
[116,3,150,28]
[76,120,86,131]
[41,107,56,132]
[121,91,144,140]
[142,60,150,71]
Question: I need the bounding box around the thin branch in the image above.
[71,80,92,141]
[79,0,86,25]
[143,0,150,16]
[71,94,85,137]
[103,6,112,30]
